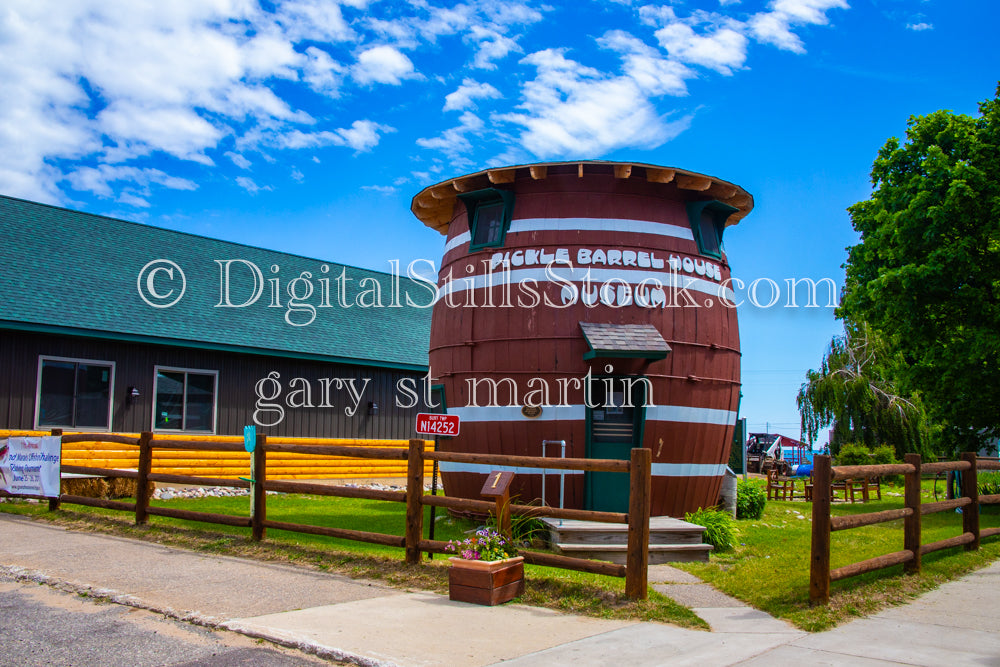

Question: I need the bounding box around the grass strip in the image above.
[0,494,707,630]
[677,479,1000,631]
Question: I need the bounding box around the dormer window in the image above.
[686,200,737,260]
[458,188,515,252]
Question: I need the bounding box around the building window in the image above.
[458,188,515,251]
[686,200,738,260]
[36,357,115,430]
[153,367,217,433]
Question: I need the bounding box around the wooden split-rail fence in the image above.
[9,430,654,600]
[810,453,1000,605]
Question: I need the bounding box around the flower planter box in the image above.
[448,556,525,606]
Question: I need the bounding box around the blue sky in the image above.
[2,0,998,445]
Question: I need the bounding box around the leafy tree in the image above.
[797,323,933,458]
[839,85,1000,452]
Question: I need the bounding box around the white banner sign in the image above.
[0,436,61,498]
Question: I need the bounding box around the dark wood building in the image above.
[0,195,433,439]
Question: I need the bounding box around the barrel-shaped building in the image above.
[411,161,752,517]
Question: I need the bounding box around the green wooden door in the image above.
[585,378,645,513]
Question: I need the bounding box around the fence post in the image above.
[810,454,832,605]
[961,452,979,551]
[48,428,63,511]
[251,434,267,541]
[625,447,651,600]
[135,432,153,525]
[903,453,922,574]
[405,438,425,565]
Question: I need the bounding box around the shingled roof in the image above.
[579,322,671,361]
[0,195,431,371]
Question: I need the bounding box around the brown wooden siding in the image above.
[0,329,427,439]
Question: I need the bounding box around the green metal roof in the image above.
[0,195,431,371]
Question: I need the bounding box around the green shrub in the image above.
[736,479,766,520]
[979,471,1000,497]
[870,445,898,465]
[834,443,902,484]
[685,507,737,552]
[979,472,1000,515]
[835,442,872,466]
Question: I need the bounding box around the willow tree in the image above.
[797,323,934,458]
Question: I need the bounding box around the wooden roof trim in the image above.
[647,168,676,183]
[488,168,516,184]
[411,161,754,233]
[675,174,712,191]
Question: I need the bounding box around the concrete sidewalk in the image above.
[1,513,998,666]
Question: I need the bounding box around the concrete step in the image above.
[553,542,714,564]
[550,527,706,545]
[541,517,707,546]
[539,516,714,564]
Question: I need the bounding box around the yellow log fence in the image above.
[0,430,435,480]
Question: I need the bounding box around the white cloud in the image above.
[749,0,849,54]
[467,26,523,69]
[653,23,748,74]
[638,5,679,28]
[500,49,693,159]
[303,46,345,96]
[0,0,853,206]
[291,167,304,182]
[338,119,393,151]
[444,78,502,111]
[97,102,222,165]
[273,0,356,43]
[236,176,268,194]
[362,184,397,194]
[906,22,933,31]
[0,0,357,202]
[225,152,252,169]
[598,31,693,95]
[352,45,418,85]
[118,191,151,208]
[64,165,198,198]
[417,112,484,159]
[264,120,393,152]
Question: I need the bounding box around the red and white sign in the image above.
[415,413,460,436]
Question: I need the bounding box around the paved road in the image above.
[0,574,334,666]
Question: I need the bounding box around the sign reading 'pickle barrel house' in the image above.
[0,436,61,498]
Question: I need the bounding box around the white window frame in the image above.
[34,355,116,432]
[152,365,219,434]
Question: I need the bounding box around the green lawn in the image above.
[679,479,1000,631]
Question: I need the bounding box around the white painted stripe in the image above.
[443,217,695,254]
[438,460,725,477]
[443,232,470,254]
[439,462,584,475]
[512,218,694,239]
[448,405,586,422]
[448,405,736,426]
[651,463,728,477]
[645,406,737,426]
[439,266,733,301]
